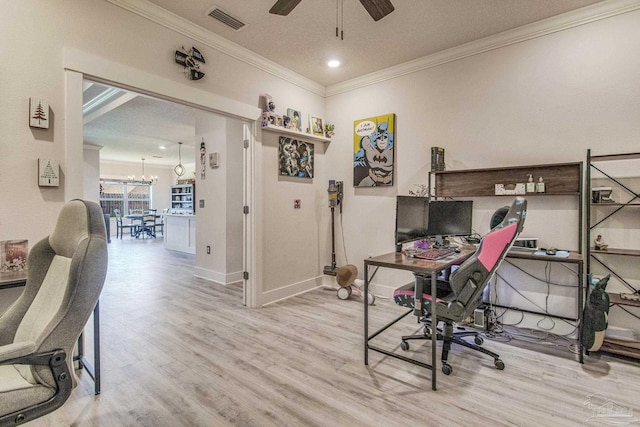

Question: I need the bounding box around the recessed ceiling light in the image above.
[159,146,166,150]
[327,59,340,68]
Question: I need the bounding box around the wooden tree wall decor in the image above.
[29,98,50,129]
[175,46,206,80]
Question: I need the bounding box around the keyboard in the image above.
[409,247,456,260]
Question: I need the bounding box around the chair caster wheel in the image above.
[442,363,452,375]
[495,359,505,370]
[474,336,484,345]
[337,286,351,300]
[400,341,410,351]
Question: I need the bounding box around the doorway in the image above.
[64,58,259,307]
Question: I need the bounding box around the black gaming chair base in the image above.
[400,320,505,375]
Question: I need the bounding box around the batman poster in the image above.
[353,113,395,187]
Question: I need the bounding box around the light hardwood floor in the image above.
[25,238,640,426]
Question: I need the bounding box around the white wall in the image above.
[324,9,640,332]
[0,0,325,307]
[194,111,245,284]
[4,0,640,314]
[83,145,102,203]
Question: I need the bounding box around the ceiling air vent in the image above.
[207,6,246,31]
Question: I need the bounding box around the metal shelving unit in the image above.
[586,149,640,359]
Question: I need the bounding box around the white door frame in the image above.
[64,48,262,307]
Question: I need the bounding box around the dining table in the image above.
[124,213,160,238]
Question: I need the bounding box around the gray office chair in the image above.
[0,200,108,426]
[394,197,527,375]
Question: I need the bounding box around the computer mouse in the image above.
[545,249,556,256]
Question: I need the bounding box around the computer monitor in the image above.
[427,200,473,242]
[395,196,429,249]
[395,197,473,250]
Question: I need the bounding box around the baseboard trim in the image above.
[194,267,243,285]
[261,276,325,306]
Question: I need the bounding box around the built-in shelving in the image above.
[261,124,331,143]
[171,183,195,213]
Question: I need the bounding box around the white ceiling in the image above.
[89,0,605,166]
[147,0,604,86]
[83,82,197,167]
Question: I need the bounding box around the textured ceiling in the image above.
[147,0,604,86]
[91,0,605,165]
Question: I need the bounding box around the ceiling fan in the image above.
[269,0,394,22]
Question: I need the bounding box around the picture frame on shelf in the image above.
[310,115,324,137]
[275,115,283,127]
[287,108,302,132]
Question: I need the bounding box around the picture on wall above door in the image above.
[278,137,314,179]
[353,113,395,187]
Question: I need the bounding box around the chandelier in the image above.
[174,141,185,177]
[128,158,158,185]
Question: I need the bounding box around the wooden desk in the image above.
[364,248,475,390]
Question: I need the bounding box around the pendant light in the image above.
[174,142,185,177]
[128,158,158,185]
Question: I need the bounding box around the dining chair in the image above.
[139,213,157,239]
[112,209,136,239]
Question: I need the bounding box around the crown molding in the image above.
[106,0,326,97]
[325,0,640,97]
[107,0,640,99]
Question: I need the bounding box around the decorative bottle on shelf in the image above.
[536,176,546,193]
[526,174,536,193]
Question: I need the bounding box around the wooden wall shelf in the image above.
[434,162,582,197]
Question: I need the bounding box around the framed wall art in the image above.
[278,137,314,179]
[29,98,50,129]
[0,239,28,273]
[353,113,395,187]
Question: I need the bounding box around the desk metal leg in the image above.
[431,270,437,391]
[74,300,101,395]
[364,263,369,366]
[578,262,584,364]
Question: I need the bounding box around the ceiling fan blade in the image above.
[269,0,303,16]
[359,0,394,21]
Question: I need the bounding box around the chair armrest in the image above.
[0,341,36,364]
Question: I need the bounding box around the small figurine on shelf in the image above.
[324,122,335,138]
[262,94,276,112]
[594,235,608,250]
